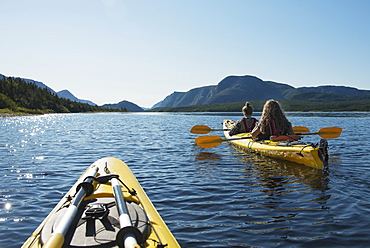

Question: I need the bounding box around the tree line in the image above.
[150,99,370,112]
[0,77,124,114]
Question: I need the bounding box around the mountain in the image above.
[284,85,370,99]
[152,75,370,108]
[0,76,113,113]
[1,73,98,106]
[0,73,56,94]
[22,78,56,94]
[1,73,145,109]
[153,75,294,108]
[1,73,144,110]
[57,90,96,106]
[102,100,144,112]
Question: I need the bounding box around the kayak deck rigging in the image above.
[22,157,180,248]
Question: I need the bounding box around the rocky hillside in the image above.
[153,75,370,108]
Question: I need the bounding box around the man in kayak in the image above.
[229,102,258,136]
[251,99,294,140]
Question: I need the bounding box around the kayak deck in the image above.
[223,119,327,169]
[22,157,180,248]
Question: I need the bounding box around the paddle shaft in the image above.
[295,127,342,139]
[297,132,320,135]
[43,166,99,248]
[192,125,310,135]
[226,136,252,141]
[195,126,341,148]
[112,177,140,248]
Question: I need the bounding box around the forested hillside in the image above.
[152,75,370,109]
[151,98,370,112]
[102,100,144,112]
[0,77,121,114]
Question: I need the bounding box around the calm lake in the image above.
[1,112,370,247]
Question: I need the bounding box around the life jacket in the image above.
[242,117,257,132]
[268,119,281,136]
[268,119,299,141]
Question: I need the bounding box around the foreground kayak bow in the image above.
[22,157,180,248]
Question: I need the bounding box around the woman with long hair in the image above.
[251,99,294,140]
[229,102,258,136]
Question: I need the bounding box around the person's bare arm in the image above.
[251,125,261,139]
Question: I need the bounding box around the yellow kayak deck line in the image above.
[22,157,180,248]
[223,120,326,169]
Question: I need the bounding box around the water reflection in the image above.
[4,202,12,210]
[231,145,329,192]
[195,152,222,161]
[223,144,333,244]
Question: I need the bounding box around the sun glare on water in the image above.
[5,202,11,210]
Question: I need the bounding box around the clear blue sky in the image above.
[1,0,369,108]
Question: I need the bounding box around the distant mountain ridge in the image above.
[0,73,96,104]
[3,73,369,112]
[153,75,370,108]
[0,76,113,113]
[102,100,144,112]
[57,90,96,106]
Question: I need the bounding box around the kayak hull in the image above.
[22,157,180,248]
[223,120,326,169]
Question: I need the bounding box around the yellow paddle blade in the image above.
[190,125,230,134]
[293,126,310,133]
[195,135,225,148]
[190,125,213,134]
[316,127,342,139]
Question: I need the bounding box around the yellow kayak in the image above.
[22,157,180,248]
[223,119,328,169]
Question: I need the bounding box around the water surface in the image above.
[1,112,369,247]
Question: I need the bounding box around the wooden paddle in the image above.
[190,125,229,134]
[295,127,342,139]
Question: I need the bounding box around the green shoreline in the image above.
[2,99,370,116]
[0,113,39,118]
